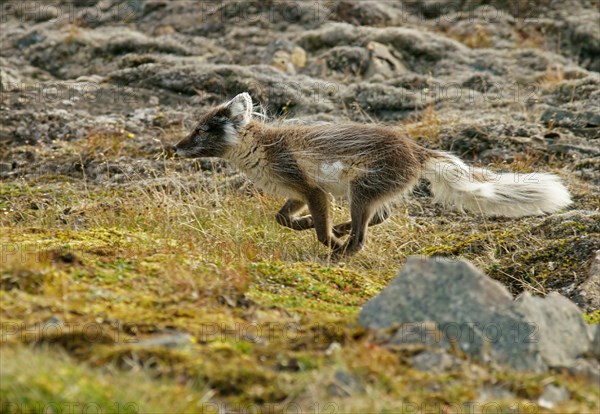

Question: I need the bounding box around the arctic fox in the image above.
[173,93,572,258]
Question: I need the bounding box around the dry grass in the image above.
[538,65,566,91]
[514,25,547,50]
[460,24,493,49]
[402,104,443,145]
[1,126,599,411]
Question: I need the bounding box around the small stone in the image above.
[411,350,460,373]
[327,370,364,397]
[271,50,296,75]
[325,341,341,356]
[364,41,407,79]
[44,316,64,327]
[541,107,600,129]
[133,332,195,349]
[290,46,307,68]
[478,385,516,402]
[0,162,12,173]
[537,384,570,409]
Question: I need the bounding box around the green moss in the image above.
[1,176,598,411]
[584,310,600,324]
[497,235,600,292]
[416,221,599,296]
[247,261,384,314]
[0,346,205,413]
[0,268,48,293]
[419,232,487,256]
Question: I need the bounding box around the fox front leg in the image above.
[305,188,344,251]
[275,199,315,231]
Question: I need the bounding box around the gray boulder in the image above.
[360,256,594,373]
[359,256,546,371]
[514,292,592,368]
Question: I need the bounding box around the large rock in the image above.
[360,256,594,372]
[359,257,546,371]
[514,292,592,368]
[359,257,514,328]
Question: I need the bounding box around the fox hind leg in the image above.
[275,199,315,231]
[332,204,391,238]
[333,176,399,257]
[333,199,374,257]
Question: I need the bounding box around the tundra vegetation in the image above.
[1,0,599,412]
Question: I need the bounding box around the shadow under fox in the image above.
[174,93,572,258]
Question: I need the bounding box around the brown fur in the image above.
[226,121,429,256]
[174,93,571,258]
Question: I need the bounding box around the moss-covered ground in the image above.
[1,158,598,413]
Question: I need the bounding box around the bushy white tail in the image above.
[422,152,572,217]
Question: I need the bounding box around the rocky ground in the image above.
[1,0,599,412]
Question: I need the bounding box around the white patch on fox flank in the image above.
[314,161,348,197]
[319,161,344,182]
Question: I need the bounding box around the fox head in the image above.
[173,92,253,158]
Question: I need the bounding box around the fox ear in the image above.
[225,92,253,128]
